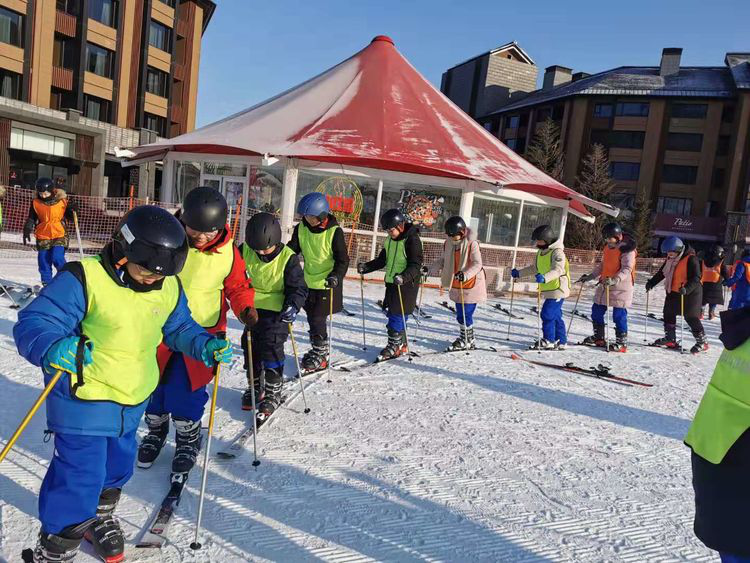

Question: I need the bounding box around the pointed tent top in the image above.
[125,36,615,220]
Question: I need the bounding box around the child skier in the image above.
[645,236,707,353]
[239,212,307,416]
[701,245,728,319]
[426,215,487,351]
[287,192,349,372]
[138,187,257,472]
[13,205,231,563]
[511,225,571,350]
[357,209,423,360]
[578,222,636,352]
[685,306,750,562]
[722,247,750,310]
[22,177,77,285]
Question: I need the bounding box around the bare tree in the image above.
[564,143,616,250]
[525,117,564,182]
[625,190,653,256]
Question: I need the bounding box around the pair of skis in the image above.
[136,471,190,548]
[509,353,652,387]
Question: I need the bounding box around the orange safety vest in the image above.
[33,197,68,240]
[451,245,477,289]
[601,245,636,283]
[670,255,690,292]
[700,261,722,284]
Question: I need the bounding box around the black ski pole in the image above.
[245,330,260,467]
[0,282,20,310]
[506,278,515,341]
[327,285,334,382]
[359,275,367,350]
[643,290,649,343]
[567,281,584,336]
[287,323,311,413]
[414,274,425,341]
[397,284,414,361]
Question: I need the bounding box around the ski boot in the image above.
[446,324,476,351]
[257,367,283,420]
[23,520,93,563]
[555,341,567,351]
[651,324,680,349]
[377,328,408,360]
[690,332,709,354]
[580,323,606,347]
[708,307,717,321]
[172,417,202,473]
[241,371,264,411]
[529,338,558,350]
[84,488,124,563]
[609,331,628,353]
[301,334,329,372]
[137,413,169,468]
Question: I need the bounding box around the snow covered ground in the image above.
[0,256,720,562]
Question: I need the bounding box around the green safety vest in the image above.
[241,243,294,312]
[77,256,179,405]
[298,223,338,290]
[685,340,750,463]
[178,240,235,328]
[536,249,570,292]
[384,237,408,284]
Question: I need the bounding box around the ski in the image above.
[135,472,189,548]
[340,307,357,317]
[492,303,523,319]
[647,342,685,353]
[509,353,653,387]
[292,358,363,379]
[647,312,664,322]
[588,363,653,386]
[414,305,432,319]
[572,309,589,320]
[439,300,455,312]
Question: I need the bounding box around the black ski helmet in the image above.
[115,205,189,276]
[380,208,406,230]
[602,222,623,239]
[708,244,725,259]
[531,225,556,246]
[660,236,684,254]
[245,212,281,251]
[180,186,228,232]
[35,177,54,193]
[444,216,467,237]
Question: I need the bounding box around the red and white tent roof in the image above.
[125,36,616,220]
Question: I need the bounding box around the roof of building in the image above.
[124,35,617,220]
[486,64,741,116]
[446,41,536,71]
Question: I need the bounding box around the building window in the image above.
[615,102,649,117]
[89,0,118,28]
[11,127,72,157]
[662,164,698,185]
[717,135,731,156]
[53,37,76,69]
[593,103,613,118]
[0,6,23,48]
[670,103,708,119]
[609,130,645,149]
[507,115,520,129]
[143,112,166,136]
[86,43,114,78]
[505,137,525,153]
[712,167,726,189]
[471,196,521,246]
[158,0,176,6]
[722,105,735,123]
[666,132,703,152]
[609,162,641,181]
[657,197,692,216]
[84,94,111,122]
[146,67,168,97]
[0,68,22,100]
[57,0,80,15]
[149,21,172,52]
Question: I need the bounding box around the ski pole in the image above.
[605,285,611,354]
[414,274,425,341]
[287,323,310,413]
[643,290,649,343]
[328,285,334,382]
[567,281,584,336]
[505,278,516,341]
[0,281,20,310]
[397,284,414,361]
[459,279,469,354]
[0,370,63,463]
[72,211,84,260]
[245,330,260,467]
[536,286,542,354]
[359,275,367,351]
[680,290,685,354]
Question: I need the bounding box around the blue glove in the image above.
[201,338,232,367]
[510,268,520,279]
[280,305,298,323]
[722,279,732,287]
[535,273,546,284]
[43,336,94,375]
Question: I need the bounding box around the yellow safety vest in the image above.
[178,240,235,328]
[77,257,179,405]
[298,223,338,290]
[685,340,750,463]
[241,243,294,312]
[536,250,570,292]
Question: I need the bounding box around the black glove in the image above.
[23,219,34,246]
[393,275,404,286]
[420,265,429,275]
[325,275,339,288]
[356,262,367,275]
[280,304,298,323]
[239,307,258,327]
[454,271,465,282]
[678,286,688,295]
[67,199,78,214]
[578,273,595,283]
[645,279,656,292]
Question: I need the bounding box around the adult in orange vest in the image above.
[23,177,77,285]
[645,236,707,354]
[578,222,636,352]
[722,247,750,310]
[700,245,729,319]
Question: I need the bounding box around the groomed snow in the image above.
[0,256,717,561]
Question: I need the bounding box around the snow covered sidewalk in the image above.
[0,259,716,561]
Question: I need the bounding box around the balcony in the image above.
[52,66,74,90]
[55,10,77,37]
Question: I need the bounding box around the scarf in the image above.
[441,237,470,289]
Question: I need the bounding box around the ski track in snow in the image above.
[0,257,718,561]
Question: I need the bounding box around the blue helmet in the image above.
[297,192,330,218]
[660,236,684,254]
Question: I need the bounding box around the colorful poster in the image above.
[398,189,444,227]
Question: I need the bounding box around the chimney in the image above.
[572,71,591,82]
[543,65,573,90]
[660,48,682,76]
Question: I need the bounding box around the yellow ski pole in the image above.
[397,284,413,361]
[536,287,542,354]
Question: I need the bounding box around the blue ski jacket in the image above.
[725,262,750,310]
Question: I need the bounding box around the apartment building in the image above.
[470,47,750,248]
[0,0,214,198]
